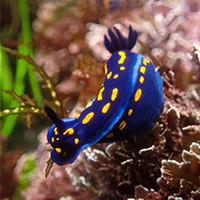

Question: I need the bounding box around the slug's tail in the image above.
[104,26,138,53]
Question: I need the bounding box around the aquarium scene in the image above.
[0,0,200,199]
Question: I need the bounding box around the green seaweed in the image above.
[1,0,43,136]
[0,46,64,131]
[0,46,13,108]
[12,154,36,200]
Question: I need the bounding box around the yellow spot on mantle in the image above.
[74,138,79,145]
[120,66,125,71]
[111,88,118,101]
[118,51,126,64]
[139,76,144,83]
[135,89,142,102]
[107,72,112,79]
[102,103,111,114]
[143,58,150,66]
[54,127,59,135]
[128,109,133,116]
[76,113,80,119]
[51,137,55,143]
[106,132,114,138]
[63,128,74,135]
[97,87,105,101]
[104,64,108,74]
[118,121,126,130]
[113,74,119,79]
[82,112,94,124]
[140,66,146,74]
[55,148,61,153]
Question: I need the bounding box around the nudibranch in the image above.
[45,26,165,168]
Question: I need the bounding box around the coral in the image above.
[158,142,200,199]
[161,143,200,187]
[134,185,162,200]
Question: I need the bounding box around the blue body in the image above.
[45,27,165,166]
